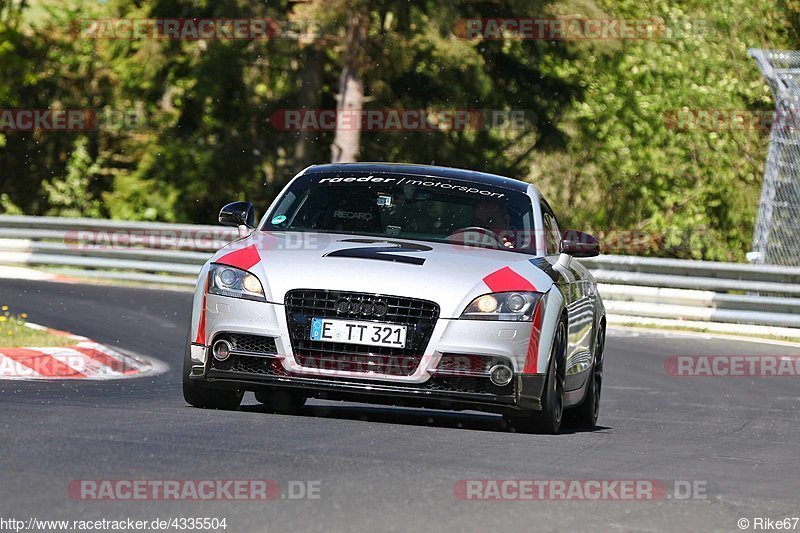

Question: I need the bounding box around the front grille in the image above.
[285,289,439,376]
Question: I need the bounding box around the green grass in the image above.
[0,310,74,348]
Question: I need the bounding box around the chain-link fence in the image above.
[748,49,800,266]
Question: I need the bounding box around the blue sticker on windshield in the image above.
[271,215,287,224]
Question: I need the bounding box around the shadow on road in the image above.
[239,399,612,435]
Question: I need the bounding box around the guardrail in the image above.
[1,215,799,337]
[0,215,229,285]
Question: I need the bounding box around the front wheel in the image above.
[565,326,604,429]
[182,340,243,410]
[505,321,566,434]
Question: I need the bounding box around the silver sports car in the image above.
[183,163,605,434]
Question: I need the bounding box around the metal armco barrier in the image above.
[1,215,799,336]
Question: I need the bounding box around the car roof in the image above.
[302,163,532,194]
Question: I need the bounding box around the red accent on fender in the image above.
[482,266,536,293]
[523,300,544,374]
[216,244,261,271]
[194,283,208,346]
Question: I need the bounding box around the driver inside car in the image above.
[472,200,515,248]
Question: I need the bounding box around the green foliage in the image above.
[42,136,104,217]
[0,193,22,214]
[535,0,791,260]
[0,0,795,260]
[102,171,180,221]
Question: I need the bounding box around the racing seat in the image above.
[322,196,383,234]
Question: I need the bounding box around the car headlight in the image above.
[207,264,265,301]
[461,291,543,321]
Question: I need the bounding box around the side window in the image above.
[540,201,562,256]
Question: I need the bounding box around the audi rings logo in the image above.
[334,297,389,318]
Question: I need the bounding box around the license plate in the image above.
[310,317,407,348]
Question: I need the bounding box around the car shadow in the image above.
[239,399,612,435]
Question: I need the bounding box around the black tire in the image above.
[182,340,243,410]
[506,321,566,434]
[255,390,306,414]
[565,326,604,429]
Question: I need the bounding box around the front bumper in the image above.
[195,362,545,414]
[190,295,548,413]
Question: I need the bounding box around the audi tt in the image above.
[183,163,605,434]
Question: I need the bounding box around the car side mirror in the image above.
[219,201,256,237]
[560,230,600,258]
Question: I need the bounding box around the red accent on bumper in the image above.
[194,274,208,345]
[483,266,536,292]
[523,299,543,374]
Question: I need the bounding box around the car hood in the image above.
[208,231,555,318]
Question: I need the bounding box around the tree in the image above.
[0,0,796,262]
[331,5,368,162]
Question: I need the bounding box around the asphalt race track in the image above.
[1,279,799,532]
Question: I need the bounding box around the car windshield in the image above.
[263,173,536,253]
